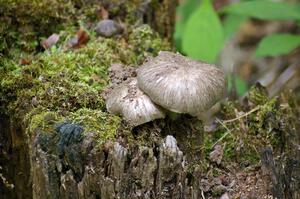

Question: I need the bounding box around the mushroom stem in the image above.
[197,102,221,123]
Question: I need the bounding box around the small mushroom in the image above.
[95,19,122,38]
[106,78,165,126]
[137,51,226,116]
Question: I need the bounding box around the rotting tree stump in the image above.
[0,0,199,198]
[1,0,300,199]
[30,121,203,199]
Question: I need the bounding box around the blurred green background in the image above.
[174,0,300,97]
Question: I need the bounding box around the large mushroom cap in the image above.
[137,51,226,116]
[106,78,165,126]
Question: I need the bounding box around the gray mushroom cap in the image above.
[137,51,226,116]
[106,78,165,126]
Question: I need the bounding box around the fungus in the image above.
[106,78,165,126]
[137,51,226,117]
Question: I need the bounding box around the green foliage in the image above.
[255,34,300,57]
[175,0,300,97]
[222,0,300,21]
[175,0,300,62]
[221,0,300,57]
[174,0,200,50]
[182,0,224,63]
[223,14,247,39]
[227,75,248,97]
[25,108,121,144]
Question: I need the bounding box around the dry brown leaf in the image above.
[69,28,90,49]
[19,58,31,65]
[101,7,109,19]
[209,144,224,165]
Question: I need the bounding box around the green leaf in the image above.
[223,14,247,39]
[255,34,300,57]
[174,21,185,51]
[174,0,200,50]
[177,0,200,22]
[222,0,300,21]
[182,0,224,63]
[227,75,248,97]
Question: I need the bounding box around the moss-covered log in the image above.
[0,0,176,57]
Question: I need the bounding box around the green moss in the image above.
[247,83,269,105]
[0,19,169,147]
[24,107,121,144]
[25,110,63,135]
[203,84,293,165]
[22,110,120,155]
[68,108,121,145]
[0,0,75,55]
[128,25,170,64]
[0,0,172,58]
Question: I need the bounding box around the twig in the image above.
[201,189,206,199]
[211,118,232,148]
[222,106,261,124]
[211,106,261,148]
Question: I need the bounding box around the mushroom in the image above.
[137,51,226,117]
[106,78,165,126]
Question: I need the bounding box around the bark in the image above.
[261,145,300,198]
[28,119,205,199]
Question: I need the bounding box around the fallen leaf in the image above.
[209,144,224,165]
[68,28,90,49]
[101,7,109,19]
[76,28,90,48]
[19,58,31,65]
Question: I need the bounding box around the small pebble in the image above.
[95,19,122,38]
[220,192,230,199]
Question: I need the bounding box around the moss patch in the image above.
[68,108,121,145]
[0,0,172,58]
[204,84,298,165]
[0,20,170,144]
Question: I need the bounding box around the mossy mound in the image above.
[0,0,171,57]
[0,24,170,144]
[204,83,299,165]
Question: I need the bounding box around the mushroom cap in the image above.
[106,78,165,126]
[137,51,226,116]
